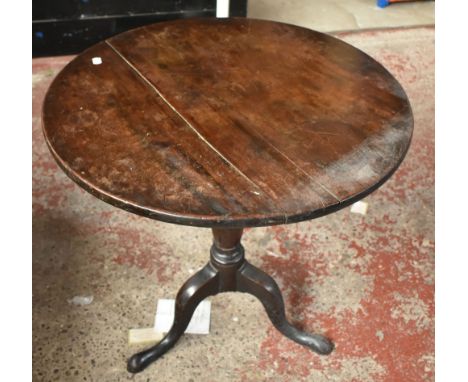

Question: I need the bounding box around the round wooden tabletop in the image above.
[42,18,413,228]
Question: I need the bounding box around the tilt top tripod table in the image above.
[41,18,413,373]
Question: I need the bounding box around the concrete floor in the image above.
[33,3,434,382]
[248,0,434,32]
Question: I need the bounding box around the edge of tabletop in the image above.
[40,116,413,228]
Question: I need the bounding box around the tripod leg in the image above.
[237,261,334,355]
[127,263,219,373]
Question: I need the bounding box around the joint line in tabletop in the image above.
[266,143,341,204]
[104,40,263,191]
[236,125,342,205]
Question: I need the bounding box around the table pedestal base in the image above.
[127,228,334,373]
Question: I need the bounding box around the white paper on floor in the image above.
[68,295,94,306]
[154,299,211,334]
[350,201,368,215]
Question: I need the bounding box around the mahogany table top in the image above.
[42,18,413,227]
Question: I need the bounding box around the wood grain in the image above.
[42,18,413,227]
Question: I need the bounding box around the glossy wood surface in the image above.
[42,18,413,227]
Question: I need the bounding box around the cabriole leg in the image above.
[127,262,219,373]
[237,260,334,355]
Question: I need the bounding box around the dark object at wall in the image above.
[33,0,247,57]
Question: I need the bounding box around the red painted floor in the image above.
[33,26,434,382]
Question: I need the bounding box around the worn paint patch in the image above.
[32,69,55,88]
[110,225,177,282]
[391,292,431,332]
[310,269,374,316]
